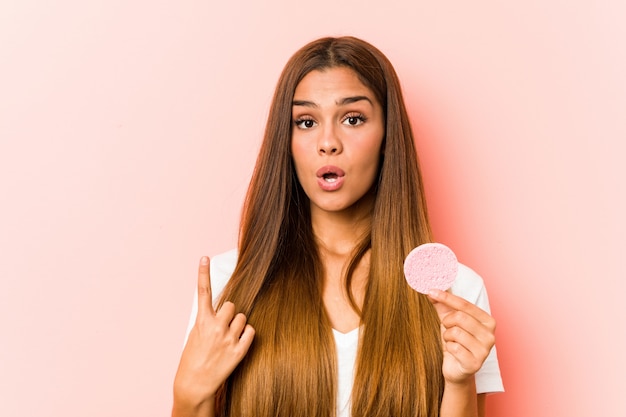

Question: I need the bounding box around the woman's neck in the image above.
[311,197,373,257]
[312,196,374,332]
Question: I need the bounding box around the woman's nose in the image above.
[318,126,342,155]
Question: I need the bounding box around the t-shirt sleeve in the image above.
[183,249,239,346]
[450,264,505,394]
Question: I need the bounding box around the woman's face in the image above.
[291,66,385,217]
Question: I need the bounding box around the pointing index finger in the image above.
[197,256,215,316]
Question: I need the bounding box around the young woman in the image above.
[172,36,503,417]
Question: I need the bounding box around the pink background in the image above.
[1,1,624,415]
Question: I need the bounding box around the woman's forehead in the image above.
[293,67,379,106]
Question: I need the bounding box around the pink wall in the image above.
[1,1,624,415]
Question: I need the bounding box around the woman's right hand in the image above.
[172,256,255,416]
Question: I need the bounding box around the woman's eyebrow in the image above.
[292,100,318,108]
[337,95,373,106]
[292,96,373,107]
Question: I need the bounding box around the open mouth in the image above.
[316,165,345,190]
[322,172,339,183]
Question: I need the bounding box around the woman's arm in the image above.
[440,390,487,417]
[172,396,215,417]
[172,257,255,417]
[428,289,496,417]
[440,378,477,417]
[477,394,486,417]
[440,381,490,417]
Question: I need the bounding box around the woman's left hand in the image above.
[428,289,496,385]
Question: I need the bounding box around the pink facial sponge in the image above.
[403,243,458,294]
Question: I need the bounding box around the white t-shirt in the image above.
[185,249,504,416]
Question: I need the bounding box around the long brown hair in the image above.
[216,36,444,417]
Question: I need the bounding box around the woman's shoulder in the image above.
[450,263,492,311]
[208,250,492,310]
[211,248,238,276]
[210,248,238,297]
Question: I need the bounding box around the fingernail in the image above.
[428,289,440,298]
[200,256,209,265]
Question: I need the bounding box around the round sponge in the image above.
[403,243,458,294]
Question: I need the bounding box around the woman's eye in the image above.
[342,114,366,126]
[295,118,316,129]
